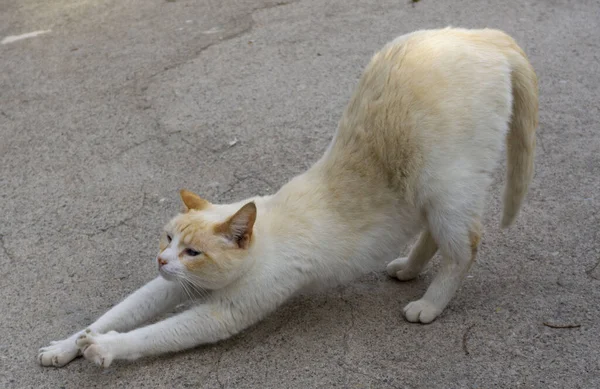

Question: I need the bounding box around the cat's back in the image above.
[330,28,519,194]
[340,27,515,133]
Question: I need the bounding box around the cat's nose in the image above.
[157,257,168,267]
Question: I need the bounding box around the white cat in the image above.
[39,27,537,368]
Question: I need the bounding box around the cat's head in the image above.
[156,189,257,290]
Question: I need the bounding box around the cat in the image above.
[38,27,537,368]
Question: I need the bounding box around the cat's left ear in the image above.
[180,189,210,211]
[215,202,257,249]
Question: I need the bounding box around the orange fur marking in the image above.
[214,202,256,249]
[469,222,482,261]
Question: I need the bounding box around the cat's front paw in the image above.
[38,336,81,367]
[76,329,117,368]
[403,299,442,324]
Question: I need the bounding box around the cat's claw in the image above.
[403,299,442,324]
[76,329,116,368]
[387,257,421,281]
[38,337,81,367]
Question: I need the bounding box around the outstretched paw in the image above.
[403,299,443,324]
[387,257,421,281]
[38,336,81,367]
[76,329,116,368]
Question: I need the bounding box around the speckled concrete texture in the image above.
[1,0,599,388]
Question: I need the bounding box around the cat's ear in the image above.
[215,202,256,249]
[180,189,210,211]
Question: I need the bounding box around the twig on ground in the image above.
[543,322,581,329]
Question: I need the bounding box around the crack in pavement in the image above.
[336,288,402,388]
[83,191,147,238]
[111,111,165,159]
[537,131,548,153]
[462,324,476,356]
[338,361,401,389]
[214,349,227,389]
[145,20,253,83]
[0,234,16,262]
[587,258,600,280]
[338,288,356,357]
[113,137,159,159]
[128,0,301,95]
[112,122,183,159]
[106,0,303,186]
[233,171,274,191]
[219,173,274,199]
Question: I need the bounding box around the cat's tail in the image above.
[501,38,538,228]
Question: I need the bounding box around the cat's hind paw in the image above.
[76,329,115,368]
[38,337,81,367]
[403,299,443,324]
[386,257,421,281]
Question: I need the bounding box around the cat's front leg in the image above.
[75,280,295,367]
[38,276,187,367]
[73,303,243,367]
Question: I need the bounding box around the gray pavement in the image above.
[1,0,599,388]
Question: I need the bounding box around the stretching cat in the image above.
[39,27,537,368]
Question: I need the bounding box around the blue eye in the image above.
[185,249,202,256]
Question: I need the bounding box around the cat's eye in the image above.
[166,234,172,243]
[185,249,202,257]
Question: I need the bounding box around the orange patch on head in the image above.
[159,201,258,289]
[169,213,227,272]
[175,217,210,244]
[182,254,214,271]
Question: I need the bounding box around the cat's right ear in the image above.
[180,189,210,212]
[214,202,257,249]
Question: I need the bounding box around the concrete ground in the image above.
[1,0,599,388]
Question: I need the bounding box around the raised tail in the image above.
[501,39,538,228]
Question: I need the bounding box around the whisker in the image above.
[180,274,210,299]
[181,277,204,297]
[183,281,200,301]
[174,272,204,301]
[185,280,209,299]
[169,268,211,301]
[177,279,195,302]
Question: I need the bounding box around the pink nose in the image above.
[157,257,168,267]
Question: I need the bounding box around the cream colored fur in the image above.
[38,27,537,368]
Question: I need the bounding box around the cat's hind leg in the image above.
[403,198,482,324]
[387,229,438,281]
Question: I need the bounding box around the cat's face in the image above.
[156,190,257,290]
